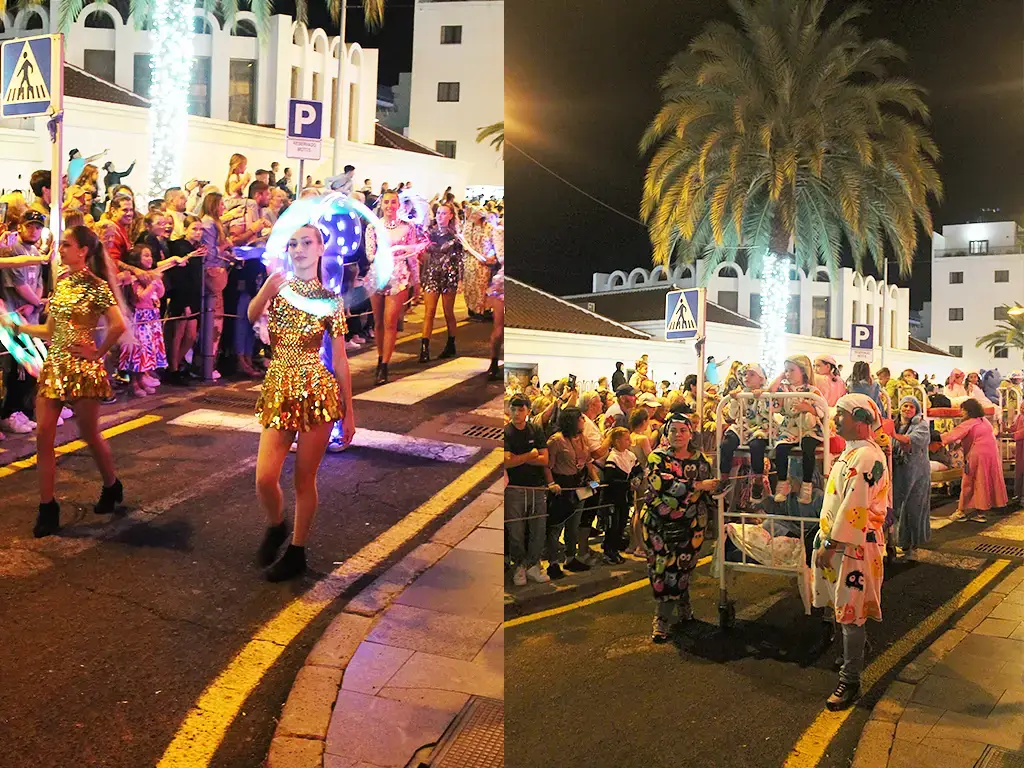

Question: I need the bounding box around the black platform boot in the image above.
[437,336,457,360]
[94,479,123,515]
[34,500,60,538]
[375,356,382,381]
[418,338,430,363]
[376,362,389,386]
[266,544,307,582]
[487,358,501,381]
[257,521,289,567]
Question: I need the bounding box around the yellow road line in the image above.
[504,554,714,629]
[783,558,1013,768]
[0,414,162,480]
[156,447,503,768]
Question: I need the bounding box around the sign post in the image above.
[2,33,64,237]
[287,98,323,197]
[850,323,875,363]
[666,288,708,440]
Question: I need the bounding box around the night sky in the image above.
[274,1,415,85]
[506,0,1024,308]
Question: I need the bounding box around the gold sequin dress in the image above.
[255,278,348,432]
[38,269,116,401]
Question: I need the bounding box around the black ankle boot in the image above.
[376,362,389,386]
[94,479,123,515]
[34,500,60,538]
[266,544,307,582]
[437,336,457,360]
[418,338,430,363]
[257,522,289,567]
[375,356,382,379]
[487,359,501,381]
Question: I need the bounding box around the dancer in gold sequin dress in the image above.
[248,224,356,581]
[1,226,127,538]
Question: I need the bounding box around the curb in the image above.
[264,475,504,768]
[503,559,648,621]
[850,563,1024,768]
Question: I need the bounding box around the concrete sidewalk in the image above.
[854,563,1024,768]
[267,480,504,768]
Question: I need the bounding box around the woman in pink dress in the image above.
[939,398,1007,522]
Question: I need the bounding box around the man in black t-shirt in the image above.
[505,394,552,586]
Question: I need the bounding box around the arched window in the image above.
[234,19,257,37]
[788,268,799,281]
[84,10,116,28]
[194,16,213,34]
[718,265,738,278]
[25,11,43,29]
[815,270,830,282]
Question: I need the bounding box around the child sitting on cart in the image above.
[719,363,771,505]
[770,355,826,505]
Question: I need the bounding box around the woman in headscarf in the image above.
[891,396,931,557]
[939,398,1007,523]
[814,354,847,407]
[641,412,718,642]
[945,369,967,398]
[812,393,889,711]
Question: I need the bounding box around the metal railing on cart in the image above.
[712,390,833,629]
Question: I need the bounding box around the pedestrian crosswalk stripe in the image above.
[167,408,481,463]
[471,394,505,419]
[355,357,491,405]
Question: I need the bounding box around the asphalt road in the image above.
[506,498,1023,768]
[0,314,502,768]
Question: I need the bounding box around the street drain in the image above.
[977,746,1024,768]
[426,696,503,768]
[973,543,1024,558]
[461,424,503,441]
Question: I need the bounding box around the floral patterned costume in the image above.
[812,439,889,625]
[38,270,116,401]
[486,223,504,302]
[365,222,425,297]
[641,448,715,603]
[462,219,493,313]
[255,278,347,432]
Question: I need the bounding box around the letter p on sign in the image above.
[850,323,874,362]
[287,99,323,140]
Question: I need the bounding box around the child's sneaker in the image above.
[525,565,550,583]
[773,480,791,502]
[512,566,527,586]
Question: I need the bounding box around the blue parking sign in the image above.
[850,323,874,362]
[665,289,705,340]
[288,99,323,139]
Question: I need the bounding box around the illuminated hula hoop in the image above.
[263,192,394,317]
[0,311,46,378]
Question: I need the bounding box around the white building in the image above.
[507,278,953,389]
[929,220,1024,372]
[0,3,471,196]
[408,0,503,192]
[588,259,911,351]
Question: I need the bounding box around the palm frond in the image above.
[476,121,504,153]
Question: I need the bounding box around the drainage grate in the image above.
[973,543,1024,558]
[427,696,503,768]
[460,424,503,441]
[977,746,1024,768]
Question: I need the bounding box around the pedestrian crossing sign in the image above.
[1,34,62,118]
[665,288,705,340]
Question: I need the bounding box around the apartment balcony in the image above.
[933,245,1024,258]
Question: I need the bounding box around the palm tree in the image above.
[476,121,504,154]
[977,307,1024,357]
[639,0,942,372]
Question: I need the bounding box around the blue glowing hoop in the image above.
[0,312,46,378]
[263,193,395,316]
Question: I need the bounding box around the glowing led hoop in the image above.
[0,312,46,378]
[263,193,394,316]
